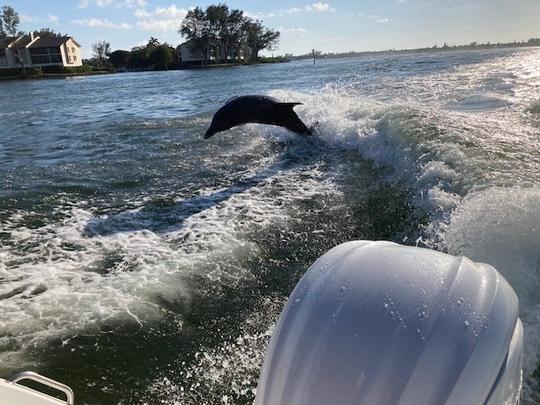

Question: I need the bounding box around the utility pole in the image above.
[312,49,316,64]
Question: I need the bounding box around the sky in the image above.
[7,0,540,58]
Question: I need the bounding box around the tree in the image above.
[108,49,130,67]
[92,40,111,66]
[220,7,246,62]
[129,45,152,68]
[150,44,175,70]
[244,19,280,63]
[147,36,160,47]
[180,6,212,64]
[1,5,19,36]
[32,28,64,38]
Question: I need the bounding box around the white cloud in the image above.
[77,0,146,9]
[136,19,181,32]
[283,7,304,14]
[20,13,60,25]
[244,11,267,19]
[20,14,38,22]
[370,14,391,23]
[311,2,330,12]
[152,5,188,18]
[248,2,335,18]
[78,0,90,9]
[125,0,147,8]
[96,0,114,6]
[134,5,188,32]
[48,14,60,24]
[134,8,151,18]
[72,18,131,29]
[280,27,308,33]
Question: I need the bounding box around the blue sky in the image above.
[9,0,540,58]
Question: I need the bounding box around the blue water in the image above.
[1,48,539,404]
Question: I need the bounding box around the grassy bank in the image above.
[257,56,290,64]
[0,65,115,81]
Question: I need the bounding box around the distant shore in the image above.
[1,43,538,82]
[292,39,540,61]
[0,56,290,81]
[0,70,113,81]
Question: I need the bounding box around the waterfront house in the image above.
[0,34,82,69]
[177,39,251,64]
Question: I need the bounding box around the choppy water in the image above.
[1,48,539,404]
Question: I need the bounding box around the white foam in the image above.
[432,186,540,397]
[0,151,340,367]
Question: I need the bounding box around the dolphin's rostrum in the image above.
[204,95,312,139]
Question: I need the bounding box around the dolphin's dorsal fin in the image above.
[278,102,303,109]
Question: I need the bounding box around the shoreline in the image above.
[1,44,537,82]
[0,58,289,81]
[0,70,113,81]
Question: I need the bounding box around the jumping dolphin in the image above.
[204,95,312,139]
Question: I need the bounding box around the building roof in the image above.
[28,36,81,48]
[10,35,33,48]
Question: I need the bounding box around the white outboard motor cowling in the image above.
[255,241,523,405]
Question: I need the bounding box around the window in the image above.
[30,46,63,64]
[72,47,75,53]
[30,47,46,55]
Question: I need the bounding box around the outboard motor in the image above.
[255,241,523,405]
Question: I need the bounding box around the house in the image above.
[177,39,251,64]
[0,34,82,69]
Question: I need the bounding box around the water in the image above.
[0,47,539,404]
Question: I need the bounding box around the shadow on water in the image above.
[82,138,325,238]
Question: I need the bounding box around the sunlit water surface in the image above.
[1,48,539,404]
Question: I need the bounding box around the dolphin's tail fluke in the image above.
[276,103,312,136]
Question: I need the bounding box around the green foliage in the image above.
[149,45,175,69]
[257,56,289,64]
[178,4,280,64]
[32,28,64,38]
[92,40,111,66]
[108,50,130,67]
[0,67,40,77]
[244,19,280,63]
[147,37,160,47]
[107,39,177,70]
[128,45,152,68]
[1,5,19,36]
[41,65,93,74]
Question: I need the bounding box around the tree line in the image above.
[180,3,280,64]
[105,4,280,69]
[105,37,177,70]
[1,2,281,71]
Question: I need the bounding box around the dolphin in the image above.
[204,95,312,139]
